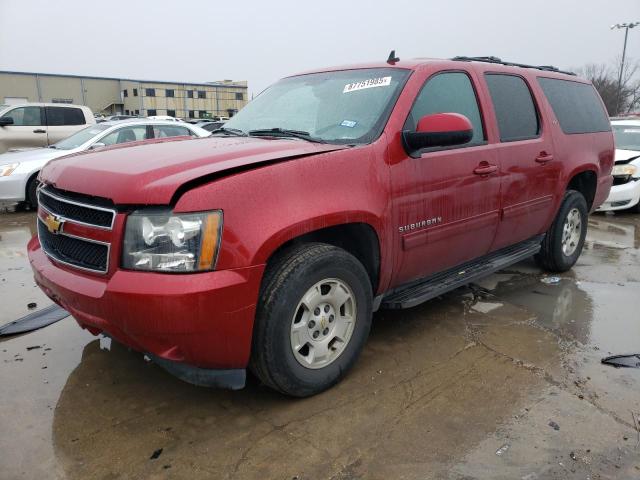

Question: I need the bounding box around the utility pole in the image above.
[611,22,640,115]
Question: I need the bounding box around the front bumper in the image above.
[28,236,265,372]
[597,178,640,211]
[0,173,28,203]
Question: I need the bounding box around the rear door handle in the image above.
[33,129,46,134]
[535,153,554,163]
[473,164,498,175]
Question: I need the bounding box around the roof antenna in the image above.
[387,50,400,65]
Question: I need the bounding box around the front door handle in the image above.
[535,152,554,163]
[473,164,498,175]
[33,129,46,134]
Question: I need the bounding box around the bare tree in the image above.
[575,59,640,116]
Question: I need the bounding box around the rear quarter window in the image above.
[537,77,610,134]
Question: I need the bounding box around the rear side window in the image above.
[537,78,610,134]
[408,72,485,146]
[152,125,192,138]
[46,107,86,126]
[485,74,539,141]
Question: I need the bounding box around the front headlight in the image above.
[612,164,638,177]
[122,209,223,272]
[0,163,19,176]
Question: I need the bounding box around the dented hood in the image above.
[40,136,347,205]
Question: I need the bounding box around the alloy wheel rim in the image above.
[561,208,582,256]
[290,278,357,369]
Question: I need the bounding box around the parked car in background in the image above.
[597,118,640,212]
[29,56,613,396]
[0,103,94,154]
[0,119,209,207]
[199,121,226,132]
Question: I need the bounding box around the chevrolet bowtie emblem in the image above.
[44,213,64,234]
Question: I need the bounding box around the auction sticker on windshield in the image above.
[343,76,392,93]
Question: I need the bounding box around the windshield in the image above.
[53,124,111,150]
[613,125,640,151]
[223,68,410,144]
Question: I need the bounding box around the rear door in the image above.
[45,106,87,144]
[390,69,502,285]
[0,106,47,152]
[482,73,560,250]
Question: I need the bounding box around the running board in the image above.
[381,236,543,309]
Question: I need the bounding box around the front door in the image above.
[0,106,47,153]
[390,70,502,286]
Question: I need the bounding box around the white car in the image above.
[598,118,640,212]
[0,119,209,206]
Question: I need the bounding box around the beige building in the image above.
[0,71,248,119]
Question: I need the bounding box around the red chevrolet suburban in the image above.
[28,56,614,396]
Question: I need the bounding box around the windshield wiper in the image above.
[209,127,247,137]
[248,128,326,143]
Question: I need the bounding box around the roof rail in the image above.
[451,56,576,76]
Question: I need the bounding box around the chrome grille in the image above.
[39,187,115,229]
[37,186,116,274]
[37,221,109,273]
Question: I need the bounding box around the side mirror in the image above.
[403,113,473,153]
[0,117,14,126]
[89,142,106,150]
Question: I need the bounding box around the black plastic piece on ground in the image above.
[601,354,640,368]
[0,304,69,336]
[381,235,543,309]
[148,353,246,389]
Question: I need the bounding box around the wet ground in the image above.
[1,207,639,480]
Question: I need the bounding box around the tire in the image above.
[535,190,588,272]
[250,243,373,397]
[26,175,40,208]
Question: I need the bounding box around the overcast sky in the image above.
[0,0,639,96]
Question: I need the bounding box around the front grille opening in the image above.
[39,188,115,228]
[38,221,109,273]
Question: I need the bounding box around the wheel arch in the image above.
[261,221,382,293]
[565,168,597,211]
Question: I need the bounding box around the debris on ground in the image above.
[150,448,163,460]
[495,444,510,456]
[540,276,561,284]
[27,302,37,309]
[570,452,577,461]
[601,354,640,368]
[548,421,560,431]
[26,345,41,351]
[0,304,68,336]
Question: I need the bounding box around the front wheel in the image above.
[250,243,373,397]
[536,190,588,272]
[26,175,40,208]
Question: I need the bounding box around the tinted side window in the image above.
[408,72,485,145]
[537,78,610,134]
[100,125,148,146]
[2,106,44,126]
[153,125,192,138]
[485,74,539,142]
[46,107,85,126]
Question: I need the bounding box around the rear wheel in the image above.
[26,175,40,208]
[536,190,588,272]
[251,243,372,397]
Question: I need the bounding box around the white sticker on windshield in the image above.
[340,120,357,128]
[623,129,640,133]
[343,76,392,93]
